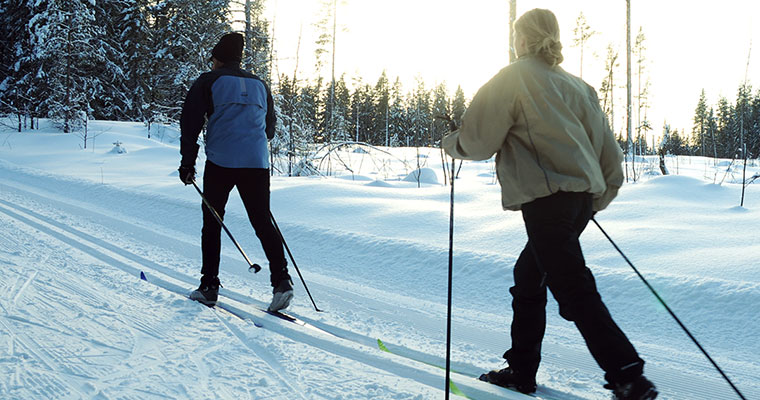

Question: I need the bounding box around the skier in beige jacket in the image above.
[443,9,657,400]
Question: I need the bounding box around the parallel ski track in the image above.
[2,178,754,400]
[0,196,538,400]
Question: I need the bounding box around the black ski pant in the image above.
[201,161,290,287]
[504,191,644,385]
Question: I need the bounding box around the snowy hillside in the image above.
[0,120,758,400]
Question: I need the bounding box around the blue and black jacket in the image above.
[180,65,275,169]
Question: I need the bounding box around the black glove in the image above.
[178,165,195,185]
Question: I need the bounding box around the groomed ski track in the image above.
[1,162,758,400]
[0,170,540,400]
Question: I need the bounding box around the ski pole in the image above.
[591,217,747,400]
[445,154,456,400]
[436,113,457,400]
[269,211,322,312]
[191,180,261,273]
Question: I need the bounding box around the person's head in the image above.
[513,8,563,66]
[209,32,244,69]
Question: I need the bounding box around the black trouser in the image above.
[504,191,644,385]
[201,161,290,287]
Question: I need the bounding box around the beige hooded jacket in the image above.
[443,55,624,212]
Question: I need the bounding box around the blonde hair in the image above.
[514,8,564,66]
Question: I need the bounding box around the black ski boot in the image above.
[268,279,294,312]
[190,276,220,307]
[604,375,658,400]
[479,366,537,394]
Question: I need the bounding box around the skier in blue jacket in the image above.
[178,32,293,311]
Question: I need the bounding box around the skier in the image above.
[442,9,657,400]
[178,32,294,312]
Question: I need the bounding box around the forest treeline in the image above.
[1,0,758,161]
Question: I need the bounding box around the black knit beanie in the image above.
[210,33,244,64]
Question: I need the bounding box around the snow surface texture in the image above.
[0,119,758,400]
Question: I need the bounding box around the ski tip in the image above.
[140,271,147,281]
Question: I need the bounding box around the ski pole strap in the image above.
[591,217,746,400]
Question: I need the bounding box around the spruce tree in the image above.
[692,89,709,157]
[148,0,231,122]
[29,0,103,134]
[373,71,390,146]
[431,82,450,142]
[0,0,35,130]
[388,77,407,147]
[451,86,467,128]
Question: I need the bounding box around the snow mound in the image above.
[336,174,373,181]
[366,179,395,188]
[402,168,439,185]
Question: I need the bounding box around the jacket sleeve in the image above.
[179,77,209,167]
[443,71,514,160]
[590,93,624,211]
[265,82,276,140]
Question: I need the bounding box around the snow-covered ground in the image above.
[0,119,758,400]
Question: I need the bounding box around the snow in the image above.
[0,119,758,400]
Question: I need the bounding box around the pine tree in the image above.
[388,77,407,147]
[96,0,152,122]
[0,0,36,130]
[408,77,432,147]
[148,0,231,122]
[350,78,374,143]
[599,44,619,133]
[715,96,735,158]
[431,82,450,143]
[735,83,752,158]
[692,89,709,157]
[373,71,390,146]
[320,74,350,142]
[451,85,467,128]
[749,90,760,159]
[301,77,323,142]
[572,12,596,79]
[29,0,104,134]
[634,27,649,158]
[232,0,270,81]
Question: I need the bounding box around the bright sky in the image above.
[265,1,759,140]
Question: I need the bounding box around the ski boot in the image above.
[268,279,294,312]
[604,375,658,400]
[190,276,220,307]
[479,366,537,394]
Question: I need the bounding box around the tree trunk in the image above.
[658,151,669,175]
[626,0,633,182]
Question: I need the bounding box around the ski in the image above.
[376,338,556,400]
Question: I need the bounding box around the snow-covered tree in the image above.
[692,89,709,157]
[408,77,432,147]
[0,0,37,130]
[451,85,467,129]
[29,0,105,134]
[373,71,390,146]
[431,82,450,142]
[94,0,151,122]
[147,0,231,123]
[387,77,407,147]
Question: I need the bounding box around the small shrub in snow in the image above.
[109,141,127,154]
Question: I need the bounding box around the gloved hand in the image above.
[178,165,195,185]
